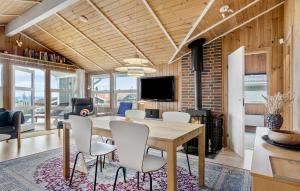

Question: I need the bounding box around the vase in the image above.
[265,114,283,129]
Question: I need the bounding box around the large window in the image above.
[50,71,75,126]
[13,66,45,125]
[91,74,110,106]
[115,74,137,107]
[0,64,3,108]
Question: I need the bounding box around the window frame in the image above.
[114,73,138,108]
[90,74,111,107]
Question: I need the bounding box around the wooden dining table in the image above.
[62,116,205,191]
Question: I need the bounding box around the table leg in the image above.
[198,128,205,187]
[167,142,177,191]
[63,123,70,179]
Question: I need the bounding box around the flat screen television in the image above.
[140,76,175,102]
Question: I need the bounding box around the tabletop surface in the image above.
[65,116,204,141]
[251,127,300,178]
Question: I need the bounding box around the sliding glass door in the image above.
[50,71,75,128]
[13,66,45,130]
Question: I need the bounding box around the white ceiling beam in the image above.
[186,0,261,45]
[168,0,215,64]
[204,1,285,46]
[5,0,79,36]
[56,13,123,66]
[141,0,178,50]
[35,24,105,71]
[86,0,155,66]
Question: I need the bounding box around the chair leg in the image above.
[148,172,153,191]
[137,172,140,190]
[142,173,146,181]
[103,155,105,169]
[146,147,150,154]
[69,152,81,186]
[122,167,126,183]
[94,156,99,191]
[113,167,122,191]
[100,156,103,173]
[161,150,164,157]
[185,144,192,176]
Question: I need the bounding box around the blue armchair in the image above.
[116,102,133,116]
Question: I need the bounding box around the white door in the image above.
[228,46,245,158]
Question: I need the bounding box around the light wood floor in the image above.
[0,130,253,171]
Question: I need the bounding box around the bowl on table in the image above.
[268,129,300,145]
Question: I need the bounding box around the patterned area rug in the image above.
[0,148,251,191]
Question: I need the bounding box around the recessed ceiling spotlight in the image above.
[79,15,88,23]
[219,5,234,18]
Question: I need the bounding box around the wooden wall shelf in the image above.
[0,53,79,71]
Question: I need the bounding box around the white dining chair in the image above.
[68,115,116,191]
[110,121,166,191]
[147,111,192,175]
[125,109,146,119]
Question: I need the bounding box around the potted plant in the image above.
[263,92,293,129]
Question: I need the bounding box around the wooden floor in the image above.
[0,130,253,170]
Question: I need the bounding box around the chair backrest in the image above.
[162,111,190,123]
[117,102,133,116]
[71,98,94,115]
[109,121,149,172]
[69,115,92,154]
[125,110,146,120]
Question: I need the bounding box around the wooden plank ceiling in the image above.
[0,0,40,24]
[1,0,285,72]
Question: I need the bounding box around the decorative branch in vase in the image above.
[262,92,293,129]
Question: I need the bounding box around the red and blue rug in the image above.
[0,148,251,191]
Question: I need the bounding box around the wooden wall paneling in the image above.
[222,7,284,146]
[284,0,300,131]
[245,53,267,74]
[45,68,51,130]
[245,103,266,115]
[2,62,12,110]
[140,61,181,116]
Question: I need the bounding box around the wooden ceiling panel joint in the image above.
[168,0,216,64]
[186,0,261,45]
[86,0,155,66]
[55,13,123,66]
[204,1,285,45]
[35,24,105,71]
[141,0,178,50]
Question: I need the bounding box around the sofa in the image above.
[0,108,23,139]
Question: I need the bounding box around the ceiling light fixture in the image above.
[219,5,234,18]
[115,53,156,77]
[115,0,156,77]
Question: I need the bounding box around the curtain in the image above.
[74,69,85,98]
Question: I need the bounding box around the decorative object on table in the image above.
[263,92,293,129]
[262,135,300,151]
[268,129,300,145]
[80,109,90,117]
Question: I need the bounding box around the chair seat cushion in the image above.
[90,141,117,156]
[0,126,15,134]
[142,154,166,173]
